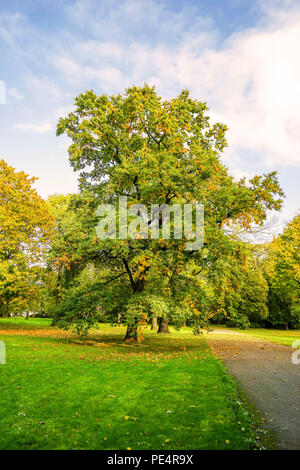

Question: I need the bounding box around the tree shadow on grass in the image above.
[0,320,208,357]
[68,329,207,356]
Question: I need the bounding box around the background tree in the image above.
[263,213,300,329]
[47,194,95,308]
[211,243,269,329]
[0,159,54,317]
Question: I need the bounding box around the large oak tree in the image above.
[57,85,283,340]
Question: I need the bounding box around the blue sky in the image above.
[0,0,299,232]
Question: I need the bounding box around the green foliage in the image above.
[290,305,300,329]
[240,269,268,325]
[52,281,102,336]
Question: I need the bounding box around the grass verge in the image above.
[235,328,300,347]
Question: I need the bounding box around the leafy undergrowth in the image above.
[0,318,262,450]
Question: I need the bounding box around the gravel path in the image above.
[207,330,300,450]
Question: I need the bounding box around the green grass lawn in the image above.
[231,327,300,347]
[0,318,262,450]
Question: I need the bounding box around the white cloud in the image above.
[0,12,28,44]
[8,88,24,101]
[78,40,123,62]
[230,168,255,182]
[65,0,213,44]
[14,121,53,134]
[52,55,126,88]
[188,16,300,168]
[24,77,65,102]
[45,3,300,168]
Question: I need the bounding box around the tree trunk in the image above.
[25,310,29,320]
[151,317,158,330]
[124,324,138,341]
[56,264,62,305]
[122,260,147,341]
[158,317,170,334]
